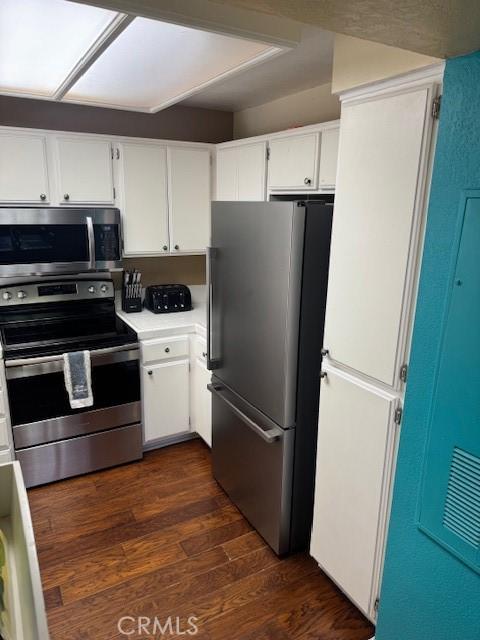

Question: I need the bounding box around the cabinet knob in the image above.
[164,347,170,353]
[321,348,329,357]
[174,244,179,250]
[202,352,207,358]
[147,370,153,376]
[163,245,168,251]
[40,193,46,201]
[64,193,70,201]
[304,177,312,185]
[320,371,327,379]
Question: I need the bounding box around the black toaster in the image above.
[144,284,192,313]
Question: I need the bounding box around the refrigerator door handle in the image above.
[207,246,220,370]
[208,383,282,444]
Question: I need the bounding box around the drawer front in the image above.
[16,423,143,488]
[141,335,189,364]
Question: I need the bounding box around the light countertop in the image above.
[116,284,207,341]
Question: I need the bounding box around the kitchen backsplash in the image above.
[112,255,206,289]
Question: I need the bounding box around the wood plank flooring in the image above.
[28,439,375,640]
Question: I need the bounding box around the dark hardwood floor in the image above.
[28,440,375,640]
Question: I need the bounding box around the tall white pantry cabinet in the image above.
[310,66,444,622]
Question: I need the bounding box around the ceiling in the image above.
[0,0,283,112]
[183,26,334,111]
[208,0,480,59]
[73,0,480,60]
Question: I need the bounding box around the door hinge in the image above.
[394,406,403,425]
[266,146,270,161]
[399,363,408,383]
[116,147,120,160]
[432,96,441,120]
[111,146,114,159]
[188,416,191,427]
[374,597,380,612]
[113,186,116,200]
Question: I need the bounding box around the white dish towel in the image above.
[63,350,94,409]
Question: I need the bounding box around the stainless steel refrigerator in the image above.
[207,200,333,555]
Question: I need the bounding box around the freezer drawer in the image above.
[209,381,294,555]
[16,423,143,488]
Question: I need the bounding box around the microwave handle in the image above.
[86,216,95,270]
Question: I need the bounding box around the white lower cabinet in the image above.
[142,359,190,444]
[310,367,399,620]
[191,355,212,447]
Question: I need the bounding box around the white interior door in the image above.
[268,132,319,190]
[216,147,238,200]
[142,360,190,443]
[237,142,267,201]
[55,136,114,204]
[168,147,210,253]
[319,127,340,189]
[323,86,434,386]
[0,132,50,203]
[117,142,169,255]
[310,367,398,619]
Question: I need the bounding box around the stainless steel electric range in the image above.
[0,277,142,487]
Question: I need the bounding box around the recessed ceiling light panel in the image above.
[0,0,117,97]
[64,17,281,112]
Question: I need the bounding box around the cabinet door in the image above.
[319,128,340,189]
[0,132,50,203]
[268,133,319,190]
[323,87,433,386]
[118,142,169,255]
[310,369,398,619]
[142,360,190,443]
[168,147,211,253]
[55,136,114,204]
[191,357,212,447]
[237,142,267,201]
[216,147,238,200]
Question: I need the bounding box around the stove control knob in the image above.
[17,290,27,300]
[88,286,96,294]
[100,284,108,293]
[2,291,12,301]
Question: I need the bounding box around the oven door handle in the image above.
[5,344,139,379]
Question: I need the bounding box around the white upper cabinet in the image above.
[0,132,50,203]
[319,127,340,188]
[215,147,237,201]
[117,142,169,256]
[54,136,115,205]
[168,147,211,253]
[216,142,266,201]
[268,132,319,190]
[237,142,267,201]
[323,87,432,386]
[310,368,398,620]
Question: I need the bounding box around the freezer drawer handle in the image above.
[207,383,281,444]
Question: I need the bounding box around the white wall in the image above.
[233,82,340,139]
[332,34,441,94]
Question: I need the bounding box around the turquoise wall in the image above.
[376,53,480,640]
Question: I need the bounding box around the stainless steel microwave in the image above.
[0,208,122,277]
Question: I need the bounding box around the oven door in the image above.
[6,345,141,448]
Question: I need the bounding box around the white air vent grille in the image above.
[443,447,480,548]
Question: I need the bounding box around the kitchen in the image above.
[1,1,479,640]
